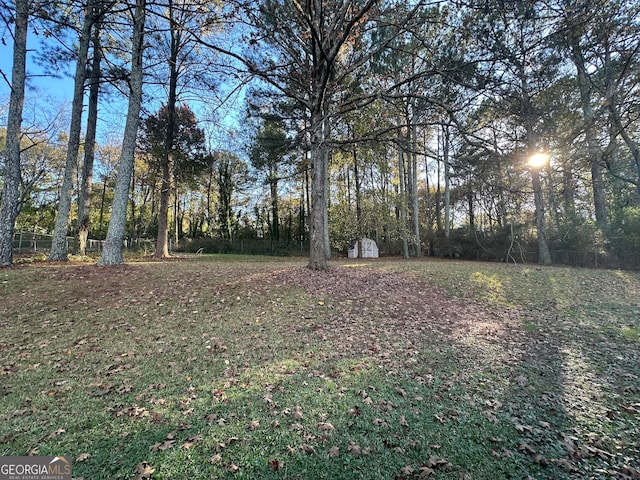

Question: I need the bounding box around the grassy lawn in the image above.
[1,256,639,479]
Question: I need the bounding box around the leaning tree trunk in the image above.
[97,0,146,266]
[49,1,96,261]
[0,0,28,267]
[77,21,102,256]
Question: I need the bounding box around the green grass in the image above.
[1,256,639,479]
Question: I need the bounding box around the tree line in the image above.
[1,0,639,270]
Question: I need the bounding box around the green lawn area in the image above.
[1,256,639,479]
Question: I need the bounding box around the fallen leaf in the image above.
[300,444,315,454]
[620,465,640,478]
[44,428,65,441]
[76,453,91,462]
[134,462,155,480]
[419,466,435,477]
[248,420,260,431]
[533,454,548,466]
[348,443,362,456]
[210,454,222,464]
[518,441,536,455]
[373,417,387,427]
[328,446,340,457]
[426,456,451,468]
[552,458,573,470]
[400,465,414,475]
[317,422,334,431]
[268,459,283,472]
[0,434,17,444]
[399,415,409,427]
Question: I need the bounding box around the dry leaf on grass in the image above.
[134,462,154,480]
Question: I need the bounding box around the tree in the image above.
[139,103,207,252]
[49,0,101,261]
[97,0,147,266]
[245,0,423,270]
[248,118,294,242]
[0,0,29,266]
[77,7,106,255]
[215,150,248,240]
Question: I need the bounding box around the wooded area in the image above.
[1,0,639,269]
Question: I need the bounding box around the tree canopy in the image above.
[1,0,639,268]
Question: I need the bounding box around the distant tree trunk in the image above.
[435,137,443,236]
[99,176,108,238]
[269,171,280,242]
[98,0,146,266]
[50,1,96,261]
[0,0,28,267]
[206,161,214,235]
[398,139,409,260]
[155,0,180,258]
[443,125,451,242]
[424,149,434,256]
[353,146,362,256]
[410,123,421,257]
[77,22,102,256]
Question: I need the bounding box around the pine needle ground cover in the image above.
[1,256,638,479]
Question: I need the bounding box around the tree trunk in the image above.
[97,0,146,266]
[50,1,96,261]
[308,109,329,271]
[0,0,28,267]
[531,168,552,265]
[77,21,102,256]
[155,0,180,258]
[353,146,362,257]
[566,15,608,230]
[398,139,409,260]
[443,126,451,243]
[270,173,280,242]
[410,122,421,257]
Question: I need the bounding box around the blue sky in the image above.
[0,32,75,103]
[0,29,244,151]
[0,33,132,145]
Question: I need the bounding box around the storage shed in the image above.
[347,238,379,258]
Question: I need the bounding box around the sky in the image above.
[0,30,243,149]
[0,30,76,102]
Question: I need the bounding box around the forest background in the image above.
[1,0,639,269]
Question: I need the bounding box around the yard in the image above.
[1,256,639,479]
